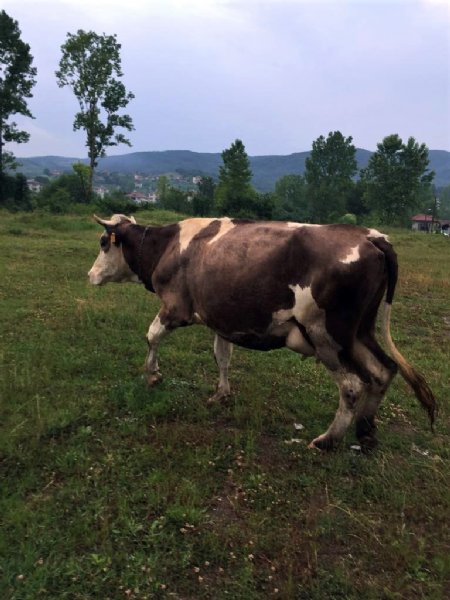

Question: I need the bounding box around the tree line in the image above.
[159,134,438,227]
[0,9,445,226]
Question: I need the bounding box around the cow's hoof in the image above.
[308,435,336,451]
[207,390,231,405]
[358,435,379,454]
[146,372,163,387]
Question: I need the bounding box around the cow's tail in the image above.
[372,236,437,430]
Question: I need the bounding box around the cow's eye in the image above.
[100,236,109,249]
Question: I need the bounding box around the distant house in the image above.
[192,176,202,185]
[126,191,157,204]
[94,186,107,199]
[27,179,42,193]
[411,214,450,234]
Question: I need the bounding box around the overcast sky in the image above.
[4,0,450,158]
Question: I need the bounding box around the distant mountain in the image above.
[15,148,450,191]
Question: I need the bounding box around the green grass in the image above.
[1,209,449,599]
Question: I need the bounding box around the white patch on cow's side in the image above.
[178,218,215,253]
[273,284,317,324]
[340,245,360,264]
[287,222,321,229]
[290,284,318,321]
[272,284,342,364]
[88,244,140,285]
[207,217,235,245]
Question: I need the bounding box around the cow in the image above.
[88,214,436,451]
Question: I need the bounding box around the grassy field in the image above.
[1,209,449,600]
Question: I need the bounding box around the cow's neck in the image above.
[122,223,178,292]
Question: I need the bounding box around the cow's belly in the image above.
[213,321,315,356]
[218,331,286,351]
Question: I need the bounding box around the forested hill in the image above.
[16,148,450,191]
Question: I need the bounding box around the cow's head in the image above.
[88,214,140,285]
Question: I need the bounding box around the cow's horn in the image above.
[93,214,114,227]
[93,214,137,226]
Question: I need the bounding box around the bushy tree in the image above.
[361,135,434,224]
[274,174,308,221]
[193,175,215,216]
[305,131,357,223]
[0,10,37,203]
[215,139,257,217]
[95,189,137,215]
[56,30,134,200]
[346,179,370,222]
[161,187,192,214]
[253,192,276,220]
[1,172,31,211]
[36,166,92,212]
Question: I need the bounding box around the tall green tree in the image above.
[0,10,37,204]
[72,162,91,203]
[215,139,257,217]
[361,134,434,224]
[305,131,357,223]
[156,175,169,205]
[56,30,134,200]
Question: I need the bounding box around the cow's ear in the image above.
[93,215,123,246]
[110,231,121,246]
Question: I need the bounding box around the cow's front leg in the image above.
[208,334,233,403]
[309,371,366,450]
[145,314,170,386]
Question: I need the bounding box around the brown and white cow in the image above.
[88,214,436,451]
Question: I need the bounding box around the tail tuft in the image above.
[398,360,437,431]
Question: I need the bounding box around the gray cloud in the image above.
[4,0,450,157]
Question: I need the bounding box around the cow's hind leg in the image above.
[208,334,233,403]
[145,313,170,386]
[354,338,397,452]
[309,368,367,450]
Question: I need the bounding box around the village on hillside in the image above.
[26,170,204,205]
